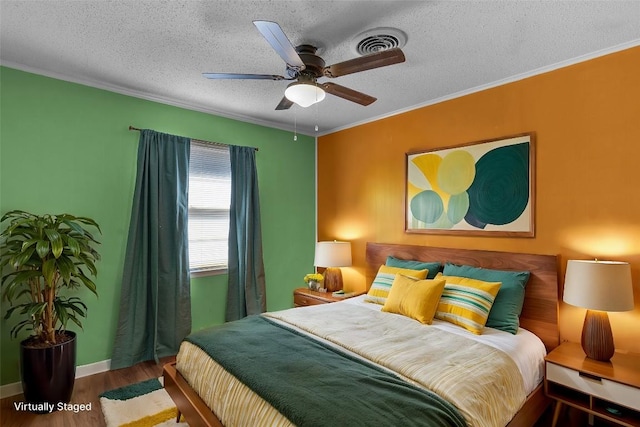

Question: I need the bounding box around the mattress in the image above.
[176,297,547,427]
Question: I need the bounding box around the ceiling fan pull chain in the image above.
[314,93,319,132]
[293,109,298,141]
[315,89,319,132]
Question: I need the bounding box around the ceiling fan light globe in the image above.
[284,83,326,107]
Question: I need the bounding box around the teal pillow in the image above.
[386,256,441,279]
[442,263,530,334]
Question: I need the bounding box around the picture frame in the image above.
[405,132,535,237]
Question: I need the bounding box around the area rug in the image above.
[100,377,188,427]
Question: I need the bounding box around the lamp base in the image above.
[323,267,343,292]
[582,310,615,362]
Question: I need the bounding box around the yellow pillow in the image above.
[434,273,501,335]
[382,275,446,324]
[365,265,428,305]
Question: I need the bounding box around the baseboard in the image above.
[0,359,111,399]
[75,359,111,379]
[0,382,23,399]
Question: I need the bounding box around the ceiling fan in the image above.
[203,20,406,110]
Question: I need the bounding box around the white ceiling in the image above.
[2,1,640,136]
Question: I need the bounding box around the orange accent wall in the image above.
[318,46,640,352]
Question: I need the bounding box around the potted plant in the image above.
[0,210,101,409]
[303,273,324,292]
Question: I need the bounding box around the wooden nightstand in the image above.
[545,342,640,427]
[293,287,364,307]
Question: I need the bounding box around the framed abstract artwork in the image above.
[405,133,535,237]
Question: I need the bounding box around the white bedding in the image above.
[341,295,547,395]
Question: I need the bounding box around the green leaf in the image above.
[11,246,35,269]
[73,216,102,232]
[43,228,63,258]
[2,270,42,292]
[56,256,75,285]
[55,297,88,329]
[3,216,33,237]
[4,304,23,320]
[78,254,98,277]
[66,297,87,313]
[26,302,47,319]
[61,219,84,235]
[76,271,98,295]
[21,239,38,251]
[10,319,33,339]
[42,258,57,286]
[65,235,81,257]
[67,314,83,329]
[68,303,86,317]
[54,299,68,326]
[2,277,21,302]
[35,240,50,259]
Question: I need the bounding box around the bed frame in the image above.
[164,242,560,427]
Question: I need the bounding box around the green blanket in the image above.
[185,315,466,427]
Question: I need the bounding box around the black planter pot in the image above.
[20,331,77,410]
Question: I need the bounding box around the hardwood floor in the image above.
[0,356,174,427]
[0,358,619,426]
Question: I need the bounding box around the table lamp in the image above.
[314,241,352,292]
[563,260,634,361]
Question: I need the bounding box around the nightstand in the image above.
[545,342,640,427]
[293,287,364,307]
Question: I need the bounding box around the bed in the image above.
[163,242,560,427]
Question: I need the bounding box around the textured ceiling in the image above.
[2,1,640,136]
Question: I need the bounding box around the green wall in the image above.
[0,66,316,385]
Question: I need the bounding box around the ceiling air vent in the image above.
[353,27,407,56]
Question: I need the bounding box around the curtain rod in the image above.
[128,126,258,151]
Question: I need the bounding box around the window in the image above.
[188,141,231,273]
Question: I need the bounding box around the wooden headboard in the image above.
[365,242,560,352]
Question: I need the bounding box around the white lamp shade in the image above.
[314,241,352,267]
[284,82,326,107]
[563,260,634,312]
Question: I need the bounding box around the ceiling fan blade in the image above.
[202,73,285,80]
[275,96,294,110]
[253,20,305,69]
[323,48,405,78]
[321,82,376,106]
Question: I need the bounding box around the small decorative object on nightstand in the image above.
[294,287,364,307]
[545,342,640,427]
[303,273,325,292]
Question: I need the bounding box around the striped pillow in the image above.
[434,273,501,335]
[365,265,428,305]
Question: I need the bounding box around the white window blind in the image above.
[188,141,231,273]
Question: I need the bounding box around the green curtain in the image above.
[111,129,191,369]
[226,145,266,321]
